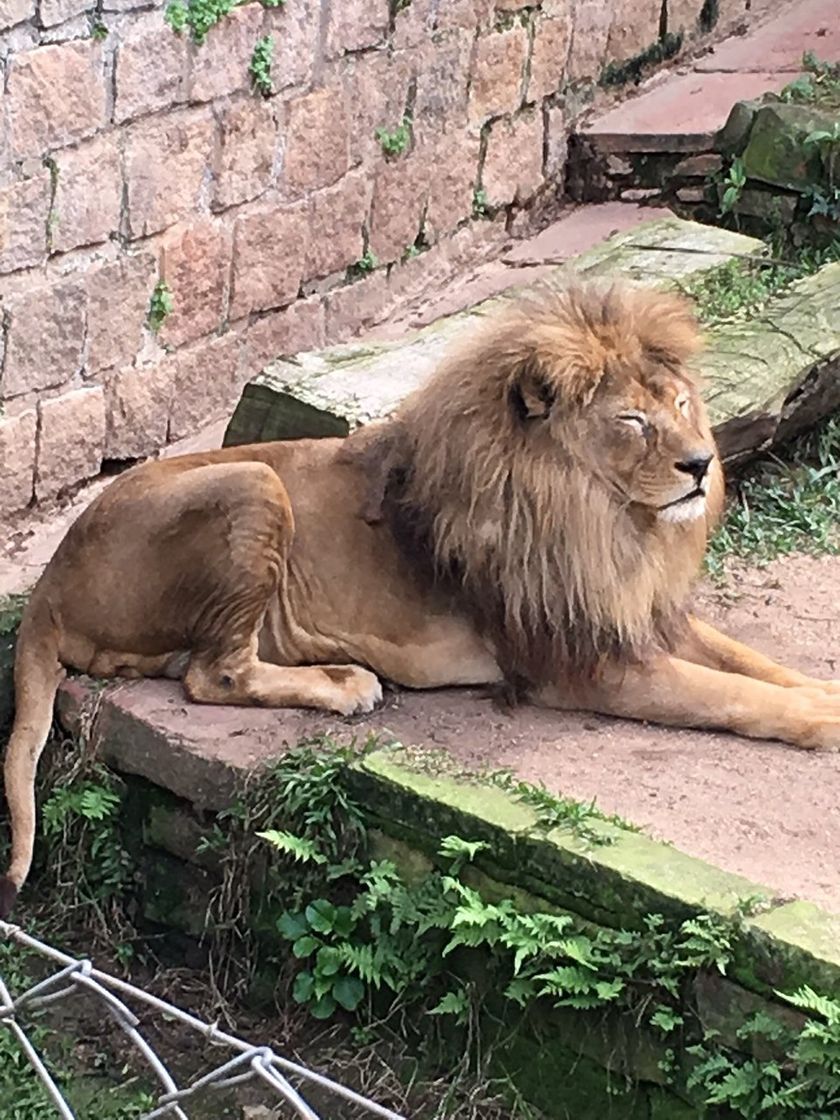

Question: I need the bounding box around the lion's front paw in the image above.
[789,689,840,751]
[322,666,383,716]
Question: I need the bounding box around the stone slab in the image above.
[582,71,790,153]
[225,217,765,446]
[502,202,674,266]
[696,0,840,74]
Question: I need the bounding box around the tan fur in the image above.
[2,281,839,918]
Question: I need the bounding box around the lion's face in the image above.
[578,367,716,524]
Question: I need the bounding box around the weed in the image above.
[706,411,840,580]
[719,155,747,215]
[164,0,236,45]
[803,120,840,222]
[600,31,682,88]
[90,17,108,39]
[779,51,840,110]
[147,280,173,333]
[249,34,274,97]
[347,248,378,280]
[489,770,640,843]
[375,117,412,158]
[472,186,490,219]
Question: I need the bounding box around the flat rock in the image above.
[225,217,764,446]
[695,0,840,74]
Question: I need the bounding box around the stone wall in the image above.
[1,0,747,517]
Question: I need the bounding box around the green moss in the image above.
[600,31,683,89]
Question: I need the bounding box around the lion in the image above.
[2,282,839,917]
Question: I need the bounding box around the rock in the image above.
[35,386,106,500]
[716,98,761,157]
[0,411,36,515]
[740,102,834,192]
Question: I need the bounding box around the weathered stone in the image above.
[673,152,723,177]
[716,99,760,158]
[104,361,175,459]
[125,110,215,238]
[605,0,661,64]
[114,9,189,122]
[425,129,480,241]
[213,98,278,211]
[435,0,493,32]
[2,278,85,397]
[0,410,36,515]
[741,102,833,191]
[369,153,427,264]
[85,252,157,374]
[482,109,544,207]
[468,26,527,123]
[51,133,121,253]
[38,0,87,25]
[323,271,392,346]
[675,187,706,202]
[0,0,33,29]
[168,334,241,442]
[414,29,472,121]
[160,220,229,348]
[386,241,452,308]
[566,0,611,81]
[283,85,350,195]
[242,297,325,373]
[725,186,797,224]
[745,901,840,999]
[620,187,661,201]
[528,13,572,102]
[545,105,568,180]
[325,0,388,56]
[189,3,263,102]
[36,386,106,499]
[0,170,50,273]
[306,171,371,281]
[7,41,106,158]
[230,203,308,318]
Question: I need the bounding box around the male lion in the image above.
[2,283,839,917]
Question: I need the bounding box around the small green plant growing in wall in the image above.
[804,120,840,221]
[90,17,108,39]
[148,281,173,333]
[347,249,377,280]
[164,0,235,45]
[249,35,274,97]
[720,155,747,215]
[375,117,412,158]
[472,186,490,219]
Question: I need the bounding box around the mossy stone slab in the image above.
[740,102,835,191]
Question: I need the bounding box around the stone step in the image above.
[569,0,838,206]
[225,215,840,464]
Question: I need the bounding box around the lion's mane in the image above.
[355,283,721,688]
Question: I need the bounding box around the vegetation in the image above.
[347,248,378,280]
[147,280,173,333]
[375,117,412,158]
[249,34,274,97]
[779,51,840,111]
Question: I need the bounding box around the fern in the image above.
[257,830,326,864]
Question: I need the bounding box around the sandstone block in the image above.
[606,0,662,63]
[482,109,544,207]
[342,52,412,168]
[168,334,241,441]
[468,27,527,124]
[528,13,572,102]
[425,129,480,240]
[306,170,371,281]
[114,10,189,123]
[325,0,388,57]
[7,41,106,158]
[284,85,350,194]
[0,0,34,29]
[190,3,263,102]
[213,98,278,211]
[85,252,157,375]
[545,105,568,179]
[414,29,472,121]
[263,0,319,90]
[566,0,610,80]
[40,0,90,27]
[0,410,36,515]
[125,110,214,238]
[2,278,85,397]
[0,170,50,273]
[230,203,308,318]
[324,271,392,344]
[435,0,493,31]
[667,0,703,35]
[36,386,105,500]
[104,361,175,459]
[160,220,229,348]
[243,298,325,372]
[52,133,121,253]
[369,153,428,264]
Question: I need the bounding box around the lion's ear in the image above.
[508,359,556,421]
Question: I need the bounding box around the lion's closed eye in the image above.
[675,392,690,417]
[618,412,647,434]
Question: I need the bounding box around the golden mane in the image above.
[356,282,723,687]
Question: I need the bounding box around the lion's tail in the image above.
[0,599,64,920]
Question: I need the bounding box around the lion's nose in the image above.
[675,452,713,483]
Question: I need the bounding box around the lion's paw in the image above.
[322,666,383,716]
